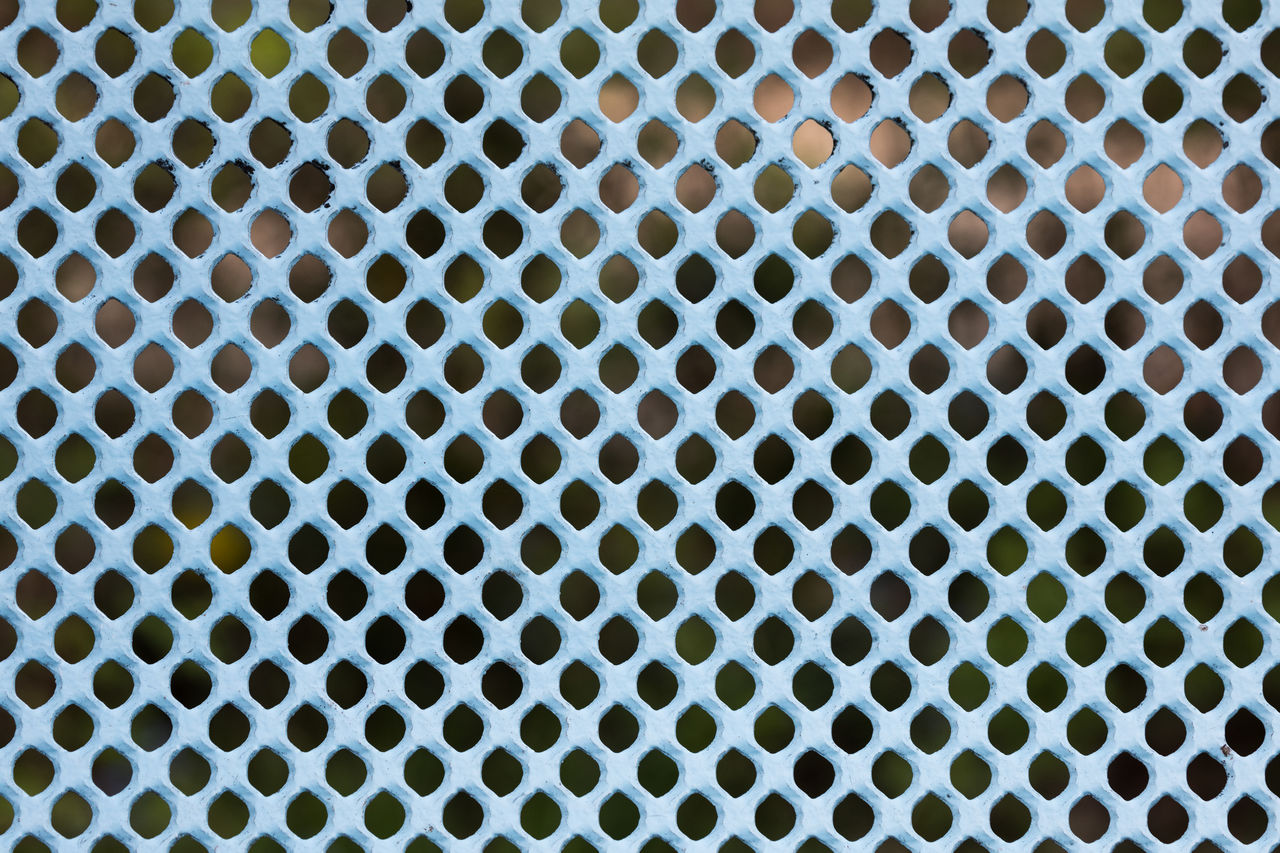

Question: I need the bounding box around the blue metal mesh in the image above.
[1,0,1278,849]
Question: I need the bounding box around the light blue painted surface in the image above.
[0,0,1277,849]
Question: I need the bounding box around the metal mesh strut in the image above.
[0,0,1279,849]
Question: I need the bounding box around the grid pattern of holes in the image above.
[0,0,1279,849]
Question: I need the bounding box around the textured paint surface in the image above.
[0,0,1278,849]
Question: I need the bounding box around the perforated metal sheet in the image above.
[1,0,1279,849]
